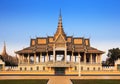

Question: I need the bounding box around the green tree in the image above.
[107,48,120,65]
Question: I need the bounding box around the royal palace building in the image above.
[16,12,104,75]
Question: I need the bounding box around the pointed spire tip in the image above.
[60,8,62,17]
[1,41,8,56]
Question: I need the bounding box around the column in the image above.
[23,54,24,64]
[64,45,67,63]
[44,55,45,62]
[39,53,41,63]
[20,55,22,64]
[96,54,98,63]
[21,54,23,64]
[74,53,76,62]
[90,53,92,64]
[64,49,67,63]
[18,54,20,64]
[40,52,42,62]
[46,52,49,62]
[84,53,86,63]
[53,46,55,62]
[70,54,72,62]
[99,54,101,64]
[34,53,36,64]
[72,51,74,62]
[44,53,45,62]
[97,54,100,63]
[78,52,81,76]
[27,54,30,64]
[78,52,81,62]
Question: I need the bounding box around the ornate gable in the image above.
[55,34,66,43]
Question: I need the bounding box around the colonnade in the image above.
[18,51,101,65]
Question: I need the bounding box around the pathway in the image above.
[47,76,72,84]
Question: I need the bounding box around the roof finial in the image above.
[59,8,62,21]
[1,41,8,56]
[60,8,62,18]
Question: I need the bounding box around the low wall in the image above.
[5,66,18,71]
[0,76,120,80]
[102,66,115,71]
[0,70,54,76]
[0,70,120,76]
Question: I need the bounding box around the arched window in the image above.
[20,67,22,71]
[93,67,95,71]
[24,67,27,71]
[31,67,33,71]
[87,67,89,71]
[36,66,39,71]
[98,67,100,71]
[81,66,83,71]
[75,66,77,70]
[43,67,45,70]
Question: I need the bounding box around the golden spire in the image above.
[54,9,66,39]
[59,9,62,26]
[1,41,8,56]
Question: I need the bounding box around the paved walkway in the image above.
[47,76,72,84]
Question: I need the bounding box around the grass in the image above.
[71,79,120,84]
[0,79,48,84]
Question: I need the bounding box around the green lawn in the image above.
[0,79,48,84]
[71,79,120,84]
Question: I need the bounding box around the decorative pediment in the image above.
[55,34,65,43]
[55,34,66,48]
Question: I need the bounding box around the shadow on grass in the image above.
[71,79,120,84]
[0,79,48,84]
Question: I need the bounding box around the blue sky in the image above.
[0,0,120,60]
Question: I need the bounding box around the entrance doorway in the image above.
[55,67,65,75]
